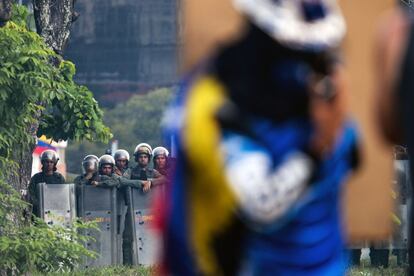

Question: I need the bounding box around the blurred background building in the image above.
[64,0,180,106]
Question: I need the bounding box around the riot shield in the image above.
[392,159,410,250]
[124,186,139,265]
[117,187,128,264]
[77,185,122,268]
[128,185,164,266]
[37,183,76,227]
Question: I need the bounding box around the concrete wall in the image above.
[65,0,179,106]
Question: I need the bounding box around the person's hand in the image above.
[142,180,152,193]
[91,181,99,187]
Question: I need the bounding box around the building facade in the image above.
[64,0,180,106]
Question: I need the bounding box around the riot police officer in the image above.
[152,146,170,177]
[131,143,166,190]
[95,154,121,188]
[114,148,149,264]
[113,149,131,178]
[122,143,167,265]
[28,149,65,216]
[74,154,101,215]
[74,155,100,187]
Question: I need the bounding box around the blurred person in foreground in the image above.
[375,2,414,274]
[161,0,360,275]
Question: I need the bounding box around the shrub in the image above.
[0,172,97,274]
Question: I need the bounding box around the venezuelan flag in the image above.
[33,136,56,155]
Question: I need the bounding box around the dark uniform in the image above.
[130,167,166,187]
[75,158,121,216]
[152,146,173,178]
[74,173,99,187]
[74,172,121,189]
[75,154,122,212]
[121,166,146,265]
[29,149,66,216]
[28,171,65,216]
[114,149,132,179]
[122,166,166,265]
[115,167,132,179]
[98,174,121,188]
[122,143,167,265]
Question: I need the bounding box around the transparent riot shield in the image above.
[37,183,76,227]
[77,185,122,268]
[128,185,163,266]
[392,159,410,264]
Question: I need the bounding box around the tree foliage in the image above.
[0,4,111,160]
[0,4,109,273]
[107,87,173,150]
[66,87,173,173]
[0,164,97,273]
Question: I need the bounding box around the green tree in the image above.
[0,4,109,273]
[0,4,111,191]
[66,87,173,173]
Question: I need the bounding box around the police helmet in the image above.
[114,149,130,161]
[83,154,99,162]
[134,143,153,158]
[40,149,59,164]
[98,154,115,168]
[82,154,99,174]
[152,146,169,158]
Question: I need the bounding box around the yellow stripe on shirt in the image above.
[183,76,238,275]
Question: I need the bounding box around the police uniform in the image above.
[28,171,65,216]
[114,167,132,178]
[114,149,132,179]
[122,166,167,265]
[152,146,173,178]
[98,174,121,188]
[130,167,165,186]
[122,143,167,265]
[74,173,99,187]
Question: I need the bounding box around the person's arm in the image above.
[224,147,314,225]
[27,175,40,215]
[375,8,409,144]
[27,176,37,205]
[94,175,120,188]
[76,175,90,187]
[118,177,146,189]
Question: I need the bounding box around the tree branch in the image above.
[0,0,12,26]
[32,0,76,54]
